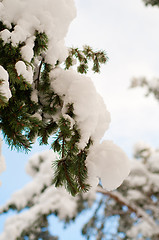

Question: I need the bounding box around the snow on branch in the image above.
[0,0,130,195]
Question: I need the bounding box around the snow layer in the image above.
[127,221,159,239]
[0,0,76,65]
[51,69,111,149]
[86,141,130,191]
[15,61,33,84]
[133,141,152,159]
[148,77,159,89]
[147,151,159,173]
[20,37,35,62]
[0,187,79,240]
[0,65,12,101]
[0,29,11,43]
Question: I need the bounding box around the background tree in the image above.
[143,0,159,6]
[1,141,159,239]
[84,142,159,240]
[0,150,96,239]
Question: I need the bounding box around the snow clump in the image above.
[0,65,12,101]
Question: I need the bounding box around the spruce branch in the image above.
[74,146,91,193]
[0,18,108,195]
[52,158,78,196]
[33,31,48,56]
[65,45,108,73]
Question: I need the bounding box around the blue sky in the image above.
[1,0,159,238]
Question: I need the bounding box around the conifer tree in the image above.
[0,0,129,196]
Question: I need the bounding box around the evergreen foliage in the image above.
[0,17,108,195]
[143,0,159,6]
[65,46,107,74]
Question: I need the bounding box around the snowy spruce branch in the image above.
[0,0,130,196]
